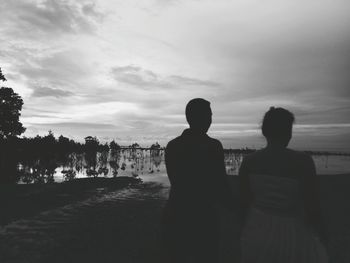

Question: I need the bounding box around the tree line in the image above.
[0,67,138,183]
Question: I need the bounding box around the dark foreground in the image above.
[0,175,349,263]
[0,177,168,263]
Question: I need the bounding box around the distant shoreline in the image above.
[223,148,350,156]
[119,146,350,156]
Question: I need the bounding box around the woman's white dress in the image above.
[240,174,328,263]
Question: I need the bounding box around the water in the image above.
[17,149,350,184]
[312,155,350,175]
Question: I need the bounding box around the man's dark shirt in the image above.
[162,128,233,262]
[165,129,232,211]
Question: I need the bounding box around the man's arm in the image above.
[165,142,177,186]
[215,141,236,211]
[238,156,252,222]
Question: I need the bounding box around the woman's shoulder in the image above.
[243,148,268,159]
[242,148,313,165]
[285,148,313,162]
[241,149,265,166]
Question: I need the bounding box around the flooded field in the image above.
[17,148,350,185]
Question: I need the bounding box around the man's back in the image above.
[165,129,227,212]
[163,129,230,263]
[161,98,233,263]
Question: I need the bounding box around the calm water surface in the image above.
[53,152,350,184]
[16,148,350,185]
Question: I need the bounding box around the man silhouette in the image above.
[162,98,233,263]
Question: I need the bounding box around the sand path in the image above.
[0,182,169,263]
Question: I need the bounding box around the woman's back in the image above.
[248,173,301,215]
[239,147,328,263]
[239,147,319,216]
[241,147,313,179]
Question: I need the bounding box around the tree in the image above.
[0,68,26,182]
[130,142,140,148]
[110,140,120,151]
[109,140,121,177]
[0,68,25,139]
[150,142,161,150]
[0,67,6,81]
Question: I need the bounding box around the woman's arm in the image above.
[303,155,328,246]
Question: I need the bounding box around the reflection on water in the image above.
[17,149,350,184]
[18,148,166,184]
[312,155,350,175]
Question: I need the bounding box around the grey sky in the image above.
[1,0,349,150]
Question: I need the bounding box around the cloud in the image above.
[34,122,118,130]
[19,49,93,86]
[111,65,220,89]
[0,0,104,37]
[31,86,74,98]
[168,75,220,87]
[0,1,104,98]
[111,65,162,87]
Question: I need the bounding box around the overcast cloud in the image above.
[1,0,349,150]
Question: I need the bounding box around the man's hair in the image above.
[262,107,295,139]
[185,98,211,124]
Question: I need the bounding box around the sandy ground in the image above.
[0,180,167,263]
[0,174,349,263]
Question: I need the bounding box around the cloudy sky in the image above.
[1,0,349,151]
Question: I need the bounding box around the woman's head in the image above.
[262,107,295,148]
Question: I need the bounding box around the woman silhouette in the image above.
[239,107,328,263]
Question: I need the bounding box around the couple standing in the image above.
[162,98,328,263]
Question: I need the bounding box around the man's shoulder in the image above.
[166,134,223,150]
[166,135,184,151]
[206,136,224,149]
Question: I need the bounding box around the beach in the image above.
[0,174,349,263]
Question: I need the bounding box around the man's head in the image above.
[262,107,295,148]
[185,98,212,134]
